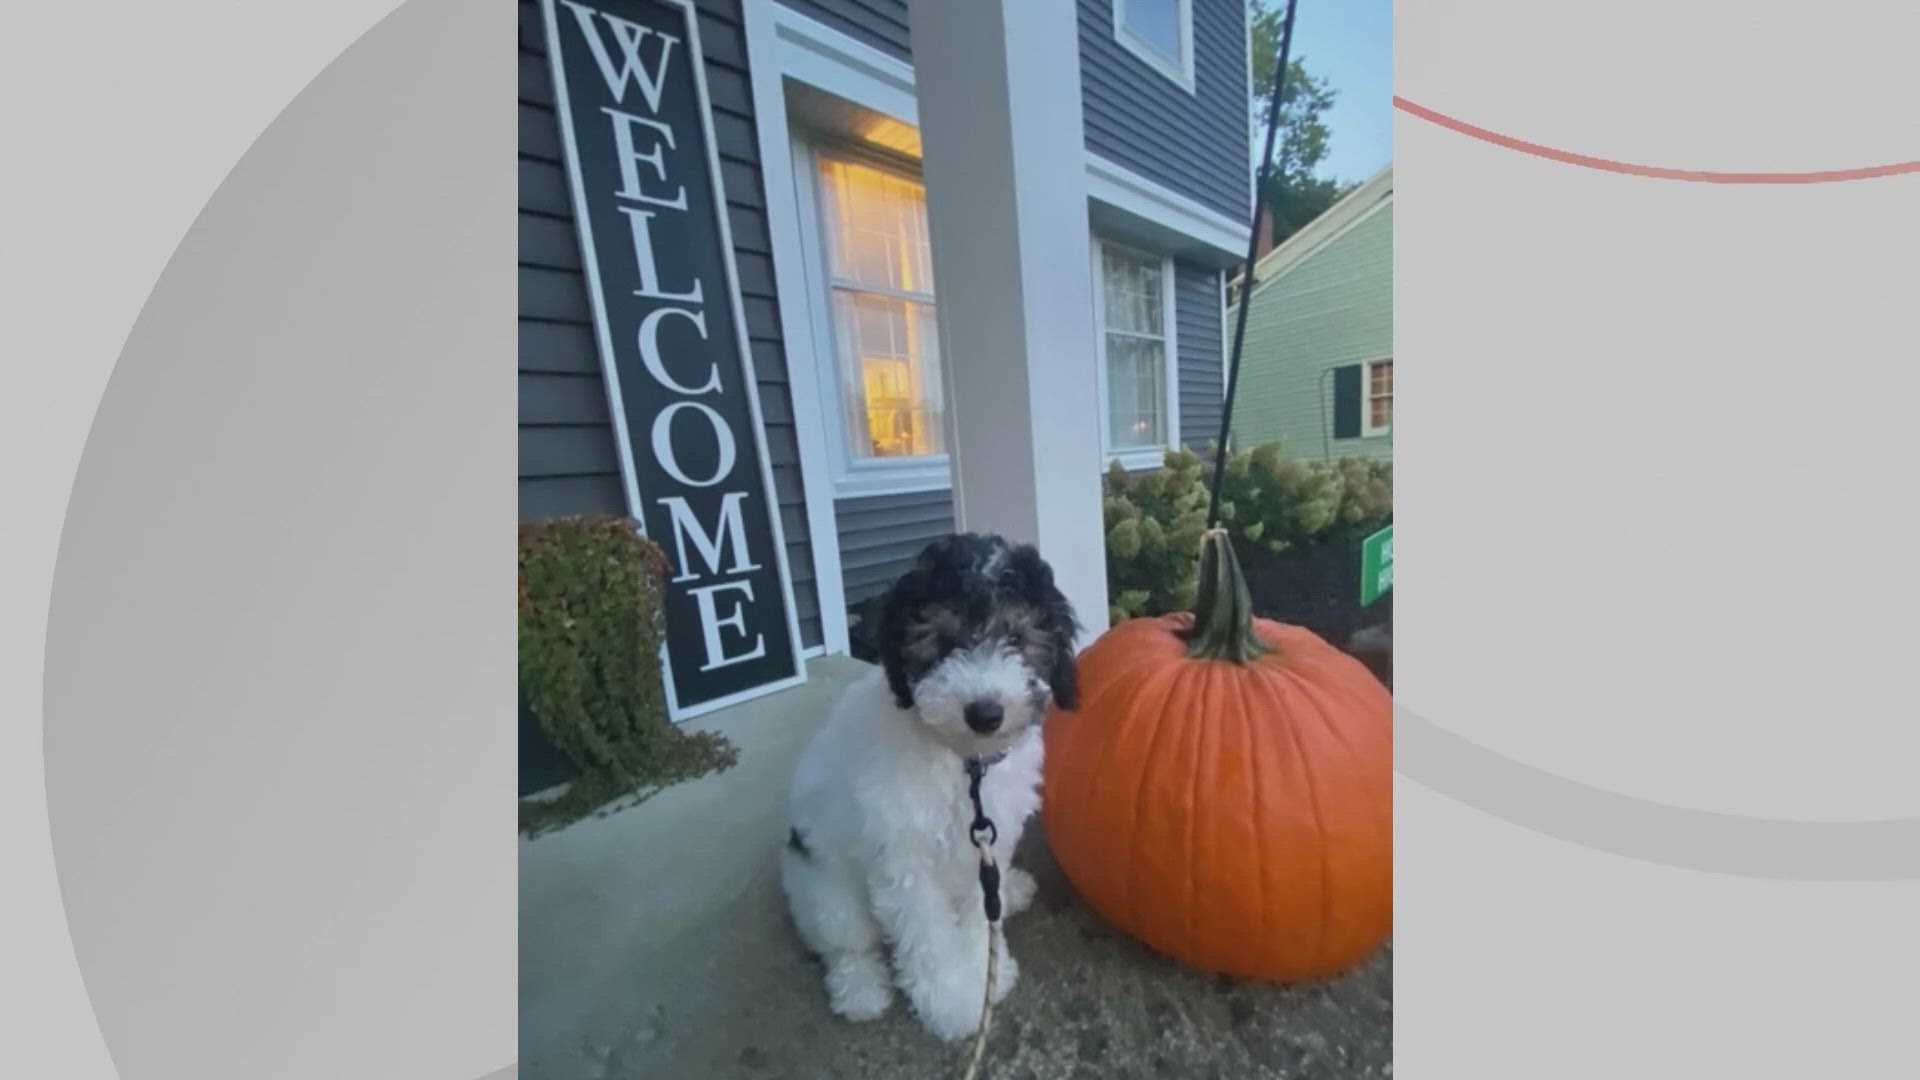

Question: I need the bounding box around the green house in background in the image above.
[1228,165,1392,462]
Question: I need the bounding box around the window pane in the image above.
[1121,0,1181,61]
[1370,396,1392,430]
[832,290,944,459]
[1370,360,1393,394]
[1101,248,1163,336]
[1106,333,1165,448]
[819,155,935,296]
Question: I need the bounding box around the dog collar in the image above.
[968,750,1008,772]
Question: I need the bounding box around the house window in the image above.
[1094,241,1177,460]
[1114,0,1194,90]
[1365,359,1393,435]
[814,151,944,464]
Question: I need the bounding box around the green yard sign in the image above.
[1360,524,1393,606]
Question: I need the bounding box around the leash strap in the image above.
[965,757,1002,923]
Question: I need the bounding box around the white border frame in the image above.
[1090,236,1181,470]
[543,0,808,721]
[790,137,953,499]
[1362,356,1394,437]
[1113,0,1196,93]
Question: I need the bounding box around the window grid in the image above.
[816,151,944,461]
[1366,359,1393,434]
[1100,245,1169,451]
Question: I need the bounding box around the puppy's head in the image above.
[877,533,1080,756]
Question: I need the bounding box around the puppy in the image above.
[780,533,1080,1041]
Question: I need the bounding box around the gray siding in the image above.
[777,0,910,60]
[1080,0,1251,221]
[518,0,824,648]
[776,0,1250,222]
[1175,260,1224,450]
[835,489,953,604]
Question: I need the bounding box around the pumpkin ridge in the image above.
[1117,664,1192,941]
[1241,657,1274,973]
[1179,662,1214,964]
[1263,669,1334,976]
[1275,656,1367,766]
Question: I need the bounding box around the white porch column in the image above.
[905,0,1110,641]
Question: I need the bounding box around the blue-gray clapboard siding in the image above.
[835,489,954,604]
[777,0,1250,223]
[1079,0,1251,222]
[778,0,910,59]
[517,0,823,649]
[1175,259,1224,450]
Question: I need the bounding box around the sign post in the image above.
[1360,524,1393,606]
[544,0,804,718]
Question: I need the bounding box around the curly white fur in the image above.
[781,667,1043,1042]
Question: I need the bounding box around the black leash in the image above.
[965,756,1002,922]
[1208,0,1300,528]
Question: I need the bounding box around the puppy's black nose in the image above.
[963,700,1004,733]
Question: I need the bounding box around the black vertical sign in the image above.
[544,0,802,715]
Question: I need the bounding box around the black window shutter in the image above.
[1332,364,1362,440]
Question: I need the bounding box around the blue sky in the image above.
[1279,0,1393,183]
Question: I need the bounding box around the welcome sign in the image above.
[544,0,802,717]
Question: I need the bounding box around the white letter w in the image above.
[561,0,678,112]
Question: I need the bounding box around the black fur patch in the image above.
[875,532,1081,711]
[787,826,811,859]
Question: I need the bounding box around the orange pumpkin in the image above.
[1043,529,1392,981]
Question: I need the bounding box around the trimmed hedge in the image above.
[1105,444,1391,625]
[518,515,737,836]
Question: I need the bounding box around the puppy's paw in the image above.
[912,985,985,1043]
[825,953,893,1022]
[1002,867,1037,917]
[990,942,1019,1004]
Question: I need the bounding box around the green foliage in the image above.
[1248,1,1357,246]
[519,515,737,837]
[1104,444,1392,620]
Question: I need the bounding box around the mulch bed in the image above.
[1240,535,1393,690]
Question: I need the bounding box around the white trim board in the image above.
[744,0,853,657]
[1085,152,1250,264]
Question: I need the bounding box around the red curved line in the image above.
[1395,95,1920,184]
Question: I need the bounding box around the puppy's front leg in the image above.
[869,859,1016,1042]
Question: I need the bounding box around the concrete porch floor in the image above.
[520,655,1391,1080]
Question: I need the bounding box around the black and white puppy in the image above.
[780,533,1079,1041]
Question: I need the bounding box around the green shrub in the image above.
[519,515,737,836]
[1104,444,1392,620]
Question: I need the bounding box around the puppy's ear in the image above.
[1008,545,1082,711]
[1048,631,1080,712]
[876,574,919,709]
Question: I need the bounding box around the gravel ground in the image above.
[535,821,1391,1080]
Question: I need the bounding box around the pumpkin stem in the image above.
[1180,528,1273,663]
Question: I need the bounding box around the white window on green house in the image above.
[813,149,945,470]
[1113,0,1194,90]
[1094,241,1177,465]
[1365,359,1393,435]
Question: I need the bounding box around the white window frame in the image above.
[1113,0,1196,93]
[1091,237,1180,470]
[791,136,952,498]
[1362,356,1393,436]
